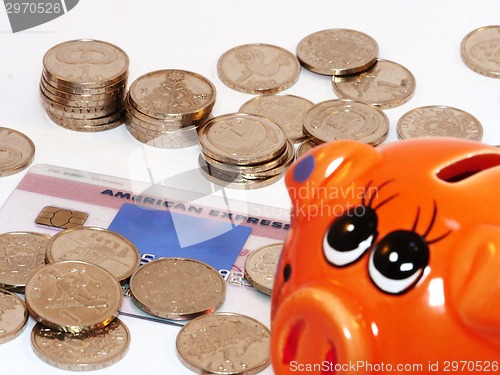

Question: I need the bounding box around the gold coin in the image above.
[244,243,283,296]
[40,80,125,108]
[201,140,294,181]
[125,123,199,149]
[217,43,301,94]
[129,258,225,320]
[303,99,389,146]
[125,94,210,129]
[0,232,51,293]
[198,113,287,165]
[240,141,295,180]
[201,140,293,175]
[199,157,286,190]
[128,69,216,121]
[0,289,28,344]
[0,127,35,177]
[397,105,483,141]
[461,25,500,78]
[239,94,313,142]
[332,59,416,109]
[31,318,130,371]
[296,139,319,158]
[176,312,270,375]
[297,29,378,76]
[43,39,129,88]
[45,227,140,283]
[41,90,123,120]
[124,96,210,132]
[42,69,127,95]
[25,260,122,334]
[45,109,124,132]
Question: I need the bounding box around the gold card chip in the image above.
[35,206,88,229]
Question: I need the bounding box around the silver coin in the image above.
[244,243,283,295]
[239,94,313,142]
[176,313,270,375]
[297,29,378,75]
[397,105,483,141]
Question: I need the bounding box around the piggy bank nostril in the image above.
[283,264,292,282]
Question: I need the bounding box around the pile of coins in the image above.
[0,229,135,370]
[40,39,129,132]
[125,69,216,148]
[198,113,295,189]
[25,261,130,370]
[293,29,415,151]
[0,226,274,372]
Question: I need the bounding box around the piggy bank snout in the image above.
[271,284,375,374]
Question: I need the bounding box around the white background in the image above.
[0,0,499,373]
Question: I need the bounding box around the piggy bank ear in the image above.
[286,140,382,207]
[448,224,500,334]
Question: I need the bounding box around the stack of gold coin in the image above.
[125,69,216,148]
[40,39,129,132]
[198,113,295,189]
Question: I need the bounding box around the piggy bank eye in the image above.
[368,230,429,294]
[323,206,378,266]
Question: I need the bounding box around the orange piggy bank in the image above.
[271,138,500,374]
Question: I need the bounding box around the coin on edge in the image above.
[303,99,389,146]
[461,25,500,78]
[397,105,483,141]
[0,232,51,293]
[176,312,271,375]
[332,59,416,109]
[45,227,141,283]
[31,318,130,371]
[296,28,378,76]
[0,289,28,344]
[217,43,301,94]
[239,94,313,142]
[0,127,35,177]
[244,243,283,296]
[129,258,226,320]
[25,260,122,333]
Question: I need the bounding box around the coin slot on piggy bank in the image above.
[271,138,500,374]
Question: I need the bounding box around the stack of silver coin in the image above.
[198,113,295,189]
[125,69,216,148]
[40,39,129,132]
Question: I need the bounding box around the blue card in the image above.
[108,203,252,271]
